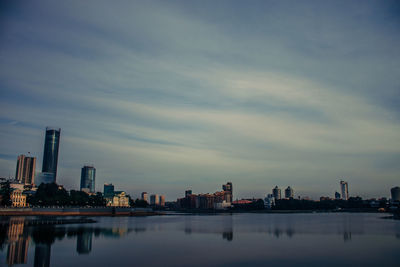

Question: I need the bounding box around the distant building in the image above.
[15,154,36,185]
[11,190,27,207]
[80,166,96,193]
[42,127,61,182]
[107,191,129,207]
[222,182,233,203]
[185,190,192,197]
[335,191,341,200]
[103,183,114,198]
[159,195,165,206]
[340,180,349,200]
[150,194,159,205]
[272,186,281,200]
[391,186,400,202]
[141,192,148,202]
[284,186,294,199]
[264,194,275,209]
[35,172,55,185]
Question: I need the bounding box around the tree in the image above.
[0,181,12,206]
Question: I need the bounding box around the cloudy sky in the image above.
[0,0,399,200]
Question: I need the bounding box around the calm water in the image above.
[1,213,399,267]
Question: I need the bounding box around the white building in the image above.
[340,180,349,200]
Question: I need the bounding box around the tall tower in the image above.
[15,154,36,185]
[42,127,61,182]
[272,186,281,200]
[284,186,294,199]
[222,182,233,203]
[340,180,349,200]
[80,166,96,193]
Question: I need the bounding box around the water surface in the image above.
[1,213,399,266]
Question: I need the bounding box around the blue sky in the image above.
[0,0,399,200]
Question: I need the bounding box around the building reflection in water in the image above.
[77,231,92,254]
[0,217,131,267]
[6,217,29,266]
[34,243,51,267]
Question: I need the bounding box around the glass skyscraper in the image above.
[80,166,96,193]
[41,127,61,183]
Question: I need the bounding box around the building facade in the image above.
[159,195,165,206]
[11,190,27,207]
[107,191,129,207]
[103,183,114,198]
[340,180,349,200]
[391,186,400,202]
[150,194,159,205]
[272,186,281,200]
[15,155,36,185]
[80,166,96,193]
[284,186,294,199]
[141,192,148,203]
[42,127,61,182]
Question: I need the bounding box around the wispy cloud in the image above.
[0,0,399,199]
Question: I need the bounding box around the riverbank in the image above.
[0,207,162,216]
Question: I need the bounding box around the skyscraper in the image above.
[104,183,114,198]
[159,195,166,206]
[15,154,36,185]
[340,180,349,200]
[42,127,61,182]
[391,186,400,202]
[284,186,294,199]
[272,186,281,200]
[80,166,96,193]
[150,194,159,205]
[222,182,233,203]
[141,192,148,202]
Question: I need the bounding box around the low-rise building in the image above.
[107,191,129,207]
[11,190,27,207]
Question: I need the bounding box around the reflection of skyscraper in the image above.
[273,186,281,200]
[34,243,51,267]
[77,231,93,254]
[7,239,29,265]
[42,127,61,182]
[7,217,29,265]
[80,166,96,193]
[15,154,36,185]
[340,180,349,200]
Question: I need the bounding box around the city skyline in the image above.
[0,1,400,200]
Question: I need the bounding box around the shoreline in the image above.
[0,207,162,216]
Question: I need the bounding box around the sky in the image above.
[0,0,399,200]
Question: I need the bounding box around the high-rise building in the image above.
[284,186,294,199]
[80,166,96,193]
[150,194,159,205]
[222,182,233,203]
[104,183,114,198]
[272,186,281,200]
[340,180,349,200]
[141,192,148,202]
[159,195,165,206]
[42,127,61,182]
[185,190,192,197]
[335,191,341,199]
[391,186,400,202]
[15,154,36,185]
